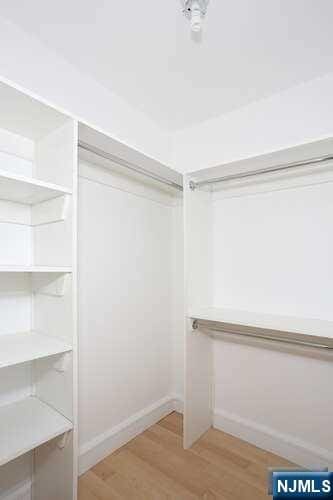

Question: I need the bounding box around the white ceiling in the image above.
[1,0,333,131]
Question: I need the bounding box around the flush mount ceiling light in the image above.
[181,0,209,33]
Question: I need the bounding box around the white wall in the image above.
[210,177,333,467]
[171,204,184,401]
[0,16,172,167]
[173,73,333,173]
[78,160,182,472]
[213,341,333,467]
[212,181,333,319]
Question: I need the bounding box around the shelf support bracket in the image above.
[32,273,69,297]
[54,352,71,373]
[31,194,70,226]
[57,431,71,450]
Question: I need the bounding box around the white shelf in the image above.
[0,265,72,273]
[0,397,73,466]
[0,168,72,205]
[0,332,72,369]
[189,307,333,341]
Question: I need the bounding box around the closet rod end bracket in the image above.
[189,180,197,191]
[192,319,199,330]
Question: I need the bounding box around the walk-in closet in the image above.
[1,2,333,499]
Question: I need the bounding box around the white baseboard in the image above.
[79,395,178,475]
[171,394,184,414]
[214,408,333,470]
[80,395,332,476]
[1,481,31,500]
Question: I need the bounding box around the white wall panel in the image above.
[0,294,31,335]
[0,364,31,407]
[78,162,175,450]
[0,128,33,163]
[0,455,31,499]
[211,179,333,461]
[0,201,30,225]
[213,341,333,452]
[35,121,74,188]
[0,224,31,265]
[0,151,33,177]
[0,364,33,499]
[213,182,333,320]
[171,204,184,399]
[0,274,31,335]
[34,213,72,267]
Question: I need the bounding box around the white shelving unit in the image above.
[0,81,78,499]
[0,168,72,204]
[183,138,333,450]
[0,398,73,467]
[0,266,72,273]
[0,332,72,369]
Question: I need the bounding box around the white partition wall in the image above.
[184,139,333,466]
[77,142,183,473]
[0,82,78,499]
[183,180,213,448]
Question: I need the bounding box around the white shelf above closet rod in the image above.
[189,308,333,349]
[191,318,333,349]
[189,153,333,190]
[78,141,183,191]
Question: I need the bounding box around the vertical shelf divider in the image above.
[183,176,214,448]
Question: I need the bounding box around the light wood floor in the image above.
[79,412,293,499]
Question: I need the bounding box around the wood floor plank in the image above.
[134,430,266,500]
[79,412,295,500]
[78,481,99,500]
[157,412,183,436]
[105,471,165,500]
[148,423,267,493]
[80,471,123,500]
[105,448,197,499]
[92,459,117,482]
[195,445,265,490]
[101,451,172,499]
[202,491,218,500]
[152,423,250,469]
[127,433,207,497]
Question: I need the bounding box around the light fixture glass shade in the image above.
[191,8,202,32]
[181,0,209,33]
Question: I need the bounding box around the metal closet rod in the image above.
[192,319,333,350]
[78,141,183,191]
[189,153,333,190]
